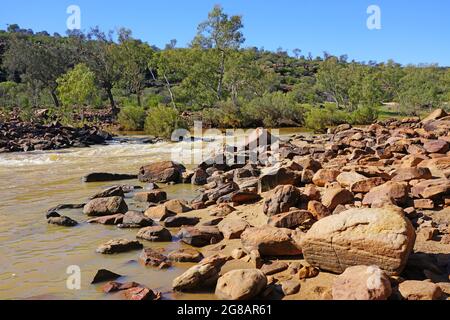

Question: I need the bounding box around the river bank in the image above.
[1,110,450,300]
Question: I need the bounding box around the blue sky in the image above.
[1,0,449,66]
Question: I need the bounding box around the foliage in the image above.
[118,102,146,131]
[304,104,348,132]
[56,63,99,107]
[144,105,186,139]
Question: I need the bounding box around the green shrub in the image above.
[118,103,147,131]
[202,100,245,128]
[145,105,186,139]
[349,105,379,125]
[304,104,348,132]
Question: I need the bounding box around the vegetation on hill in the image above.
[0,6,449,133]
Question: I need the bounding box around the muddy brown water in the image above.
[0,128,308,300]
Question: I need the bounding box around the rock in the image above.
[138,161,186,183]
[119,211,153,228]
[177,226,224,247]
[423,140,449,154]
[229,191,261,205]
[123,286,161,300]
[422,108,447,123]
[263,185,303,217]
[281,280,301,296]
[83,197,128,217]
[398,280,443,300]
[102,281,140,293]
[391,167,432,182]
[136,226,172,242]
[231,248,246,260]
[168,249,204,263]
[416,227,438,241]
[46,211,61,219]
[411,178,450,199]
[268,210,315,229]
[202,218,224,226]
[258,167,301,193]
[312,169,340,187]
[336,172,367,188]
[240,226,302,256]
[418,157,450,178]
[350,177,385,193]
[83,173,137,183]
[47,216,78,227]
[164,199,192,214]
[96,239,143,254]
[192,168,208,185]
[308,201,331,220]
[173,254,230,291]
[87,214,124,225]
[91,269,122,284]
[301,208,416,275]
[215,269,267,300]
[322,187,354,211]
[90,186,125,199]
[164,216,200,228]
[293,156,322,172]
[362,182,408,206]
[260,261,289,275]
[210,204,236,217]
[144,205,175,221]
[218,219,250,239]
[139,248,171,269]
[298,265,320,279]
[332,266,392,300]
[134,190,167,203]
[413,199,434,210]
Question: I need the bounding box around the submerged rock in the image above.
[83,197,128,217]
[96,239,143,254]
[83,173,137,183]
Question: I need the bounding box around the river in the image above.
[0,128,307,300]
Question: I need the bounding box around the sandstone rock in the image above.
[91,269,122,284]
[424,139,449,154]
[231,248,246,260]
[215,269,267,300]
[120,211,153,228]
[47,216,78,227]
[312,169,340,187]
[398,280,443,300]
[422,109,447,123]
[218,219,250,239]
[301,208,416,275]
[164,216,200,228]
[268,210,316,229]
[139,248,171,269]
[281,280,301,295]
[322,187,354,211]
[173,254,230,291]
[298,265,320,279]
[136,226,172,242]
[90,186,125,200]
[241,226,302,256]
[229,191,262,205]
[362,182,408,206]
[418,157,450,178]
[411,178,450,199]
[210,204,236,217]
[336,172,367,188]
[413,199,434,210]
[96,239,143,254]
[258,167,300,193]
[164,199,192,214]
[332,265,392,300]
[87,214,124,225]
[192,168,208,185]
[293,156,322,172]
[168,249,203,263]
[177,226,224,247]
[123,286,161,300]
[102,281,139,293]
[134,190,167,203]
[144,205,175,221]
[308,201,331,220]
[391,167,432,182]
[263,185,303,216]
[83,197,128,217]
[350,177,385,193]
[138,161,186,183]
[260,261,289,275]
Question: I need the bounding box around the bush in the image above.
[118,103,147,131]
[349,105,379,125]
[304,104,348,132]
[145,105,186,139]
[202,100,245,128]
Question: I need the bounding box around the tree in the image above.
[113,29,154,106]
[56,63,98,107]
[192,5,245,100]
[83,27,121,114]
[316,56,350,108]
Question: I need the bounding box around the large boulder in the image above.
[240,226,302,256]
[362,182,408,206]
[398,280,443,300]
[136,226,172,242]
[215,269,267,300]
[83,197,128,217]
[258,166,301,193]
[177,226,224,247]
[218,219,250,239]
[332,265,392,300]
[411,178,450,199]
[301,208,416,275]
[119,211,153,228]
[263,185,303,216]
[418,157,450,178]
[322,187,354,211]
[336,172,367,188]
[138,161,186,183]
[391,167,432,182]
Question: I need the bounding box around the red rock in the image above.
[350,177,384,193]
[398,280,443,300]
[413,199,434,210]
[362,182,408,206]
[322,187,354,211]
[138,161,185,183]
[307,201,331,220]
[267,210,316,229]
[391,167,432,182]
[263,185,303,216]
[312,169,340,187]
[123,286,161,300]
[134,190,167,203]
[424,140,449,154]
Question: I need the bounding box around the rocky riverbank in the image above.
[47,109,450,300]
[0,120,113,153]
